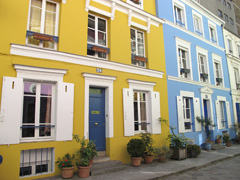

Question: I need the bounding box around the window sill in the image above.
[20,138,54,143]
[20,172,54,179]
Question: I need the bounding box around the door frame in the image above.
[83,73,116,139]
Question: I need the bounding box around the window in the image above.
[237,45,240,58]
[227,39,233,54]
[227,2,231,9]
[20,148,54,177]
[123,81,161,136]
[224,14,228,22]
[218,9,223,18]
[198,54,209,83]
[133,91,147,132]
[214,61,223,86]
[174,5,186,27]
[229,18,234,25]
[178,48,190,79]
[131,29,146,67]
[21,82,54,140]
[234,68,240,89]
[183,97,192,131]
[26,0,59,49]
[127,0,143,9]
[209,24,218,44]
[87,15,108,59]
[219,101,226,128]
[222,0,226,5]
[193,14,203,36]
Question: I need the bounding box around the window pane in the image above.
[138,43,144,57]
[40,127,51,137]
[134,102,138,121]
[185,122,191,130]
[44,2,56,36]
[27,36,40,46]
[98,32,106,46]
[36,164,48,174]
[140,102,146,120]
[24,82,36,95]
[41,84,52,96]
[87,49,95,56]
[98,52,107,58]
[20,166,32,176]
[141,123,147,131]
[40,97,52,124]
[131,29,135,40]
[29,6,42,32]
[23,96,36,123]
[137,32,144,43]
[22,126,35,138]
[46,2,56,12]
[140,93,145,101]
[88,18,95,29]
[88,29,95,43]
[43,41,54,49]
[31,0,42,7]
[131,41,136,55]
[98,18,106,32]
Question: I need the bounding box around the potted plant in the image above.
[73,135,94,178]
[215,135,222,144]
[187,144,201,158]
[56,153,75,179]
[231,123,240,144]
[159,118,188,160]
[127,139,146,167]
[223,133,231,147]
[140,131,154,164]
[196,116,216,150]
[153,145,171,162]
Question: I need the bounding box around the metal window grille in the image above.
[20,148,54,177]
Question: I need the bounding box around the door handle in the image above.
[95,123,98,126]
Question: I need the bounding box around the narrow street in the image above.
[162,156,240,180]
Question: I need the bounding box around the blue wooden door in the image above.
[89,88,106,151]
[236,103,240,124]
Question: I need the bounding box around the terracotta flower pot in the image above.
[78,166,90,178]
[144,155,154,164]
[61,167,74,179]
[130,157,142,167]
[226,141,231,147]
[89,158,93,166]
[158,155,166,162]
[216,139,222,144]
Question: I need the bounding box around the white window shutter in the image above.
[56,82,74,141]
[226,101,232,128]
[123,88,134,137]
[151,91,161,134]
[215,100,221,129]
[177,96,184,133]
[193,98,202,132]
[0,77,23,144]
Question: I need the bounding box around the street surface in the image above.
[161,156,240,180]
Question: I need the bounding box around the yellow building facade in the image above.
[0,0,169,179]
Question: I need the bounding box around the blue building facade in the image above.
[156,0,234,145]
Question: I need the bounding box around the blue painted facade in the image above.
[156,0,235,145]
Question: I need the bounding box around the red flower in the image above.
[62,164,64,166]
[65,159,68,162]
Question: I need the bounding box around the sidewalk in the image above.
[39,144,240,180]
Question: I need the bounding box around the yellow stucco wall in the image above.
[0,0,169,179]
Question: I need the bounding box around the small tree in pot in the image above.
[223,133,231,147]
[127,139,146,167]
[153,145,171,162]
[56,153,75,179]
[159,118,188,160]
[140,131,155,164]
[187,144,201,158]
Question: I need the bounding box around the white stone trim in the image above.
[180,90,194,97]
[212,53,224,87]
[10,44,164,79]
[217,96,227,102]
[192,10,205,38]
[127,79,156,89]
[208,20,219,45]
[14,64,67,82]
[83,73,116,139]
[167,75,230,92]
[172,0,188,29]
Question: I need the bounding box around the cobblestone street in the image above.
[162,156,240,180]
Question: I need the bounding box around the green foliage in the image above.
[196,116,215,141]
[216,134,222,139]
[73,134,97,167]
[159,118,188,148]
[187,144,201,157]
[223,133,231,142]
[127,139,146,157]
[56,153,75,169]
[140,131,154,155]
[153,145,171,159]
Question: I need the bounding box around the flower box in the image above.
[200,73,208,79]
[216,78,222,83]
[181,68,190,73]
[170,147,187,160]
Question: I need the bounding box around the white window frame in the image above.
[21,81,55,141]
[183,97,192,132]
[127,0,143,9]
[227,38,233,54]
[196,46,210,83]
[131,28,146,67]
[176,37,192,80]
[212,53,224,87]
[234,67,240,90]
[26,0,60,50]
[192,11,204,37]
[20,148,54,177]
[173,0,187,28]
[87,14,108,59]
[208,20,218,45]
[237,43,240,58]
